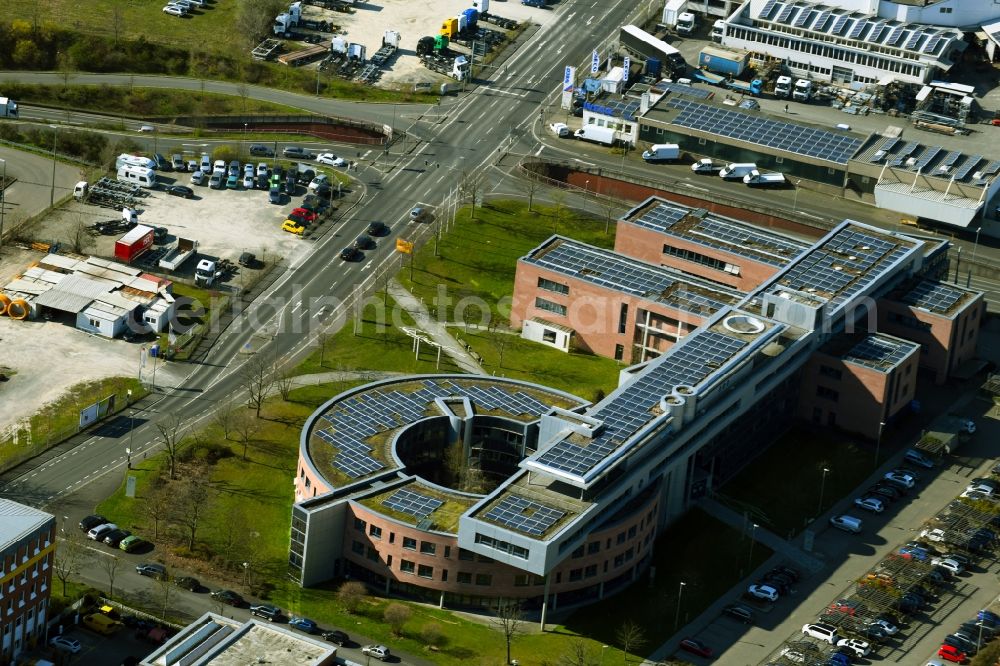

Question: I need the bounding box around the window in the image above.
[400,559,415,574]
[514,574,534,587]
[535,297,567,316]
[618,303,628,334]
[818,365,843,381]
[940,6,952,12]
[366,547,379,562]
[354,518,366,531]
[351,541,365,555]
[569,568,583,582]
[459,549,475,561]
[444,546,451,558]
[816,386,839,402]
[572,546,584,559]
[614,344,624,361]
[775,156,783,164]
[386,555,392,566]
[698,137,706,145]
[402,537,416,550]
[418,565,434,579]
[441,569,448,581]
[627,525,637,539]
[368,525,382,539]
[457,572,472,584]
[475,573,493,586]
[662,244,735,273]
[538,277,569,295]
[420,542,436,556]
[388,533,395,544]
[587,542,600,555]
[614,553,624,567]
[542,329,557,344]
[616,532,626,545]
[585,564,598,578]
[304,477,311,489]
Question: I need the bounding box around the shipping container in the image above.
[115,225,155,264]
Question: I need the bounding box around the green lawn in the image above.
[399,199,616,324]
[562,509,773,653]
[722,424,872,537]
[160,282,228,360]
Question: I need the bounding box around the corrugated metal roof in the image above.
[34,274,114,313]
[35,290,93,313]
[0,499,52,550]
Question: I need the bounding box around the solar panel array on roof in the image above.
[532,331,749,478]
[812,10,831,31]
[954,155,983,181]
[973,160,1000,185]
[885,24,906,46]
[779,227,911,309]
[658,81,713,99]
[315,380,555,480]
[937,151,962,170]
[911,146,941,172]
[759,0,779,20]
[888,141,919,167]
[667,98,863,164]
[830,15,849,35]
[843,336,916,370]
[382,488,443,518]
[483,495,565,536]
[900,280,964,313]
[848,19,868,39]
[923,33,944,54]
[792,9,812,27]
[629,202,688,232]
[867,22,887,42]
[690,218,805,266]
[776,3,796,23]
[904,30,924,50]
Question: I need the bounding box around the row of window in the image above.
[662,244,740,275]
[535,297,567,317]
[538,276,569,295]
[475,534,529,560]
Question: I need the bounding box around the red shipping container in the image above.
[115,225,154,263]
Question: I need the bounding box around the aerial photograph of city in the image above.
[1,0,1000,664]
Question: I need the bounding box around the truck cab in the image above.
[710,20,725,42]
[676,12,696,36]
[792,79,812,102]
[774,75,793,98]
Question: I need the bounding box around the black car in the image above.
[239,252,256,268]
[211,589,245,607]
[102,529,132,548]
[282,146,311,159]
[257,174,269,190]
[867,485,900,502]
[249,144,274,157]
[341,247,362,262]
[174,576,201,592]
[771,564,800,581]
[322,629,349,645]
[250,604,283,622]
[166,185,194,199]
[153,153,170,171]
[79,514,108,531]
[721,604,754,624]
[153,226,169,244]
[136,563,167,580]
[367,221,389,236]
[874,482,905,497]
[354,234,375,250]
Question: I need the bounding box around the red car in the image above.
[288,207,318,225]
[938,644,967,663]
[679,638,713,658]
[827,599,861,616]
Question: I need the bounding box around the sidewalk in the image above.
[387,278,486,375]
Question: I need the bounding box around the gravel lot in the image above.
[307,0,556,86]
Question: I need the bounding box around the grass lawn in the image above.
[0,377,144,473]
[159,282,228,360]
[398,199,615,324]
[561,509,773,654]
[722,424,872,537]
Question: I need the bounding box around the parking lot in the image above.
[680,398,1000,666]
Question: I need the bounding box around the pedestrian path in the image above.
[387,279,486,375]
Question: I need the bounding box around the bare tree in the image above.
[232,410,261,461]
[616,619,647,664]
[111,6,125,47]
[68,215,95,254]
[521,173,542,213]
[212,400,235,440]
[550,188,568,234]
[155,575,173,620]
[274,367,295,401]
[143,483,171,541]
[53,532,87,597]
[493,600,524,666]
[337,581,367,614]
[560,640,599,666]
[174,477,210,551]
[98,554,122,600]
[155,414,185,480]
[316,332,333,367]
[420,622,446,649]
[240,355,274,417]
[216,505,250,568]
[460,172,484,221]
[384,603,411,637]
[235,0,287,47]
[488,324,512,370]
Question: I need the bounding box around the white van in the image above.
[117,165,156,188]
[829,515,862,533]
[718,162,757,180]
[641,144,680,162]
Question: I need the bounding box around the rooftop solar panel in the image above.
[904,30,924,50]
[848,19,868,39]
[483,495,565,536]
[923,33,944,54]
[843,336,917,371]
[954,155,983,181]
[759,0,779,20]
[382,488,443,518]
[866,22,887,42]
[666,98,863,164]
[775,3,796,23]
[792,9,813,28]
[936,150,962,169]
[885,24,906,46]
[911,146,941,172]
[830,15,849,35]
[900,280,964,313]
[657,81,713,99]
[811,10,831,31]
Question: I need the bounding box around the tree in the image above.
[233,410,261,461]
[521,172,542,213]
[550,188,568,234]
[174,477,210,551]
[971,640,1000,666]
[240,355,274,417]
[488,324,512,370]
[337,581,367,614]
[274,368,295,401]
[383,603,411,637]
[460,171,484,221]
[420,622,446,649]
[98,554,121,600]
[216,505,250,568]
[155,414,185,480]
[155,575,173,620]
[493,600,524,666]
[616,619,647,664]
[559,640,599,666]
[111,6,125,47]
[235,0,287,48]
[212,400,235,440]
[67,215,95,254]
[53,532,87,596]
[316,332,334,367]
[143,483,171,541]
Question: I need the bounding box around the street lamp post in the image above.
[49,125,60,206]
[125,447,132,470]
[875,421,886,469]
[674,581,687,630]
[793,180,801,212]
[0,157,6,249]
[973,226,982,264]
[600,644,609,665]
[748,523,759,570]
[817,467,831,517]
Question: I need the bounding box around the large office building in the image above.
[288,197,982,616]
[0,500,55,664]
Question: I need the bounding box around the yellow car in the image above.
[281,219,306,235]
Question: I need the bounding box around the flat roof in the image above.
[0,500,52,550]
[854,135,999,186]
[897,279,977,316]
[746,0,963,62]
[837,333,920,372]
[522,237,743,315]
[621,197,809,266]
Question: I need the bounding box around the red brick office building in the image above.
[0,500,55,664]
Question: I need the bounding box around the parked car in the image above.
[209,173,224,189]
[316,153,346,167]
[679,638,713,657]
[171,154,186,171]
[136,563,167,580]
[836,638,871,658]
[722,603,754,624]
[256,162,269,177]
[88,523,118,541]
[884,471,916,488]
[288,617,318,634]
[200,154,212,172]
[288,207,318,225]
[210,589,245,606]
[361,645,391,661]
[187,159,198,172]
[801,622,839,644]
[282,146,311,159]
[79,514,108,531]
[163,5,185,17]
[854,496,885,513]
[242,174,254,189]
[922,528,948,543]
[268,187,283,205]
[905,448,936,468]
[228,160,240,177]
[191,170,205,186]
[119,535,146,553]
[226,174,240,189]
[174,577,201,592]
[49,635,82,654]
[932,557,965,575]
[747,584,779,601]
[250,144,274,157]
[322,629,350,645]
[102,529,132,548]
[828,599,863,616]
[282,220,306,235]
[166,185,195,199]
